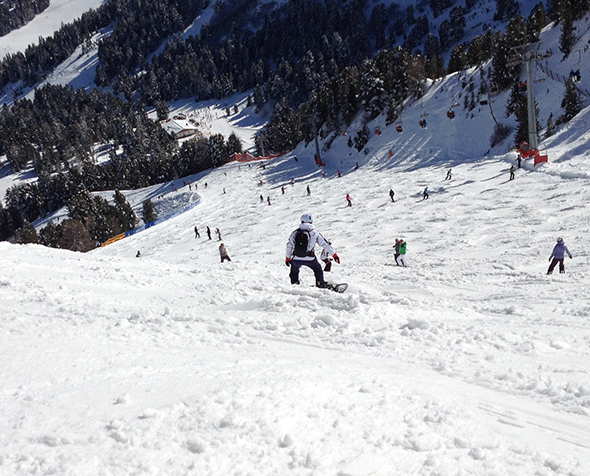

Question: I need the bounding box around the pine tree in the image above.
[14,222,39,244]
[114,190,138,232]
[448,44,468,74]
[141,199,157,224]
[491,33,519,92]
[494,0,520,22]
[545,112,556,138]
[57,218,94,252]
[560,78,582,122]
[527,2,547,42]
[559,0,577,58]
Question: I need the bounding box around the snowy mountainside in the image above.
[2,130,590,473]
[1,4,590,475]
[0,0,107,59]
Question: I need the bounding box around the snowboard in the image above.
[327,283,348,293]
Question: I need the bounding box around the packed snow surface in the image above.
[2,112,590,473]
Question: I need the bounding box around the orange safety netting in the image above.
[229,152,286,162]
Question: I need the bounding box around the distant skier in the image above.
[337,170,342,177]
[389,189,395,202]
[194,226,200,238]
[346,194,352,207]
[396,239,408,267]
[281,186,285,194]
[445,169,452,180]
[423,187,429,200]
[216,228,222,240]
[219,243,231,263]
[547,237,573,275]
[267,196,271,205]
[206,226,212,240]
[307,185,311,196]
[285,213,340,288]
[509,165,515,180]
[136,251,142,258]
[260,194,264,202]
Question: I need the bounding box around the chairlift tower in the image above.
[507,42,552,150]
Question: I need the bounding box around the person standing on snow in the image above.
[509,165,515,180]
[206,226,212,240]
[393,238,401,264]
[547,237,573,274]
[194,226,200,238]
[346,193,352,207]
[285,213,340,288]
[396,239,408,267]
[423,187,429,200]
[389,189,395,202]
[219,243,231,263]
[446,169,452,180]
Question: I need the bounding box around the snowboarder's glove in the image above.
[333,253,340,264]
[569,255,573,259]
[548,257,552,262]
[285,258,291,266]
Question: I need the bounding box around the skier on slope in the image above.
[285,213,340,288]
[219,243,231,263]
[396,239,408,267]
[547,237,573,275]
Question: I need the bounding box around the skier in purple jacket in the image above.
[547,237,573,274]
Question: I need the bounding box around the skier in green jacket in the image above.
[396,239,408,267]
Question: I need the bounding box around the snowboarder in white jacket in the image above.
[285,213,340,287]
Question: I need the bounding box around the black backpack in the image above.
[293,229,310,257]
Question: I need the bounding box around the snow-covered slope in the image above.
[2,102,590,473]
[0,0,107,59]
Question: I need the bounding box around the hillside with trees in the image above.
[0,0,50,37]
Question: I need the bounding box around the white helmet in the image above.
[301,213,313,223]
[557,237,563,242]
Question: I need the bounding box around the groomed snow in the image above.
[2,107,590,473]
